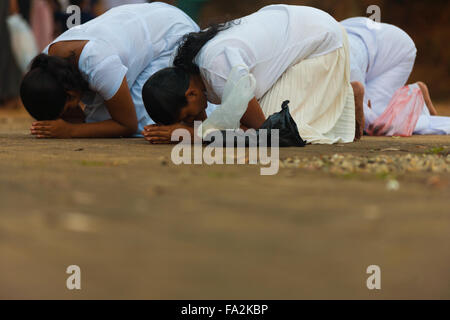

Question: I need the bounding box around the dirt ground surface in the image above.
[0,105,449,300]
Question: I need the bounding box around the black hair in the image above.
[173,23,228,74]
[20,53,89,120]
[143,23,230,125]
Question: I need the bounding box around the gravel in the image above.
[280,153,450,176]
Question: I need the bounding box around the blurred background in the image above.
[1,0,449,110]
[1,1,449,300]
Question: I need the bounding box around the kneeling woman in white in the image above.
[142,5,361,145]
[342,17,450,135]
[21,2,199,138]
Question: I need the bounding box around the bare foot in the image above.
[417,81,438,115]
[351,81,365,141]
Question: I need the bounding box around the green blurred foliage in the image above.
[177,0,209,21]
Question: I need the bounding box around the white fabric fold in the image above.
[259,27,356,144]
[198,66,256,138]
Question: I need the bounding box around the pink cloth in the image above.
[31,0,54,51]
[368,85,425,137]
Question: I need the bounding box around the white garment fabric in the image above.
[415,111,450,135]
[195,5,344,105]
[346,33,368,86]
[44,2,199,136]
[342,17,417,127]
[259,27,356,144]
[411,84,450,135]
[342,17,449,135]
[6,14,38,73]
[199,66,256,137]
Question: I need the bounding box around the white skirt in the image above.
[259,27,355,144]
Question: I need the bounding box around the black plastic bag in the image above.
[205,100,306,148]
[259,100,306,147]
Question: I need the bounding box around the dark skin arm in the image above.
[143,97,266,144]
[9,0,19,15]
[31,78,138,138]
[417,81,438,115]
[240,97,266,129]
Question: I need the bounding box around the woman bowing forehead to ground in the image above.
[21,2,200,138]
[142,5,365,145]
[342,17,450,136]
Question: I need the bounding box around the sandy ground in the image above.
[0,106,449,300]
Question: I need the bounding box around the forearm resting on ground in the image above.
[30,119,138,139]
[70,120,138,138]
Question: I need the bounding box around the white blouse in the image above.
[194,4,344,104]
[346,33,369,85]
[45,2,198,102]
